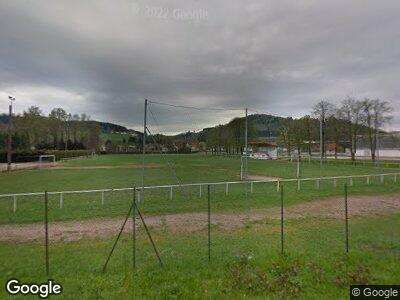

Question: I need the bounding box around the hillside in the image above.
[169,114,284,142]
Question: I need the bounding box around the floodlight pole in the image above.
[7,96,15,172]
[245,107,248,180]
[141,99,148,200]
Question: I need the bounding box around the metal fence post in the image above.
[101,191,105,205]
[250,182,253,193]
[367,176,370,185]
[13,196,17,213]
[277,180,280,192]
[44,191,49,275]
[169,187,173,201]
[207,184,211,262]
[225,183,229,196]
[280,185,284,255]
[333,178,337,188]
[199,185,202,198]
[344,184,349,254]
[133,188,136,271]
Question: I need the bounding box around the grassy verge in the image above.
[1,213,399,299]
[1,176,399,224]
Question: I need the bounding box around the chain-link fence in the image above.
[0,172,399,277]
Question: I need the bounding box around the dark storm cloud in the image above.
[0,0,399,132]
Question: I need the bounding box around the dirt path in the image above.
[1,194,399,243]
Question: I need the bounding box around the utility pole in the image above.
[141,99,148,200]
[7,96,15,172]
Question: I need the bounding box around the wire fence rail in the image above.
[1,172,399,212]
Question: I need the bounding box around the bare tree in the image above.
[312,100,335,159]
[297,116,316,156]
[338,98,364,161]
[278,118,294,156]
[362,98,393,160]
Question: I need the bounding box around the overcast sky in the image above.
[1,0,399,133]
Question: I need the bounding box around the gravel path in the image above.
[1,194,399,243]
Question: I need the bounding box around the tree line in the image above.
[200,98,393,160]
[279,98,393,161]
[0,106,101,151]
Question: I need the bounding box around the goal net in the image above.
[38,155,56,167]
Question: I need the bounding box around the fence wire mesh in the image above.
[0,172,399,277]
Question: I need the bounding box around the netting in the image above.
[143,100,247,187]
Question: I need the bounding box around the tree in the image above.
[338,98,364,161]
[297,116,317,156]
[362,98,393,160]
[326,113,345,159]
[291,119,305,156]
[312,101,335,159]
[49,108,68,149]
[16,106,46,150]
[278,118,295,156]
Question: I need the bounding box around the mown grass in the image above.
[0,213,399,299]
[1,154,398,299]
[1,154,398,194]
[1,154,399,224]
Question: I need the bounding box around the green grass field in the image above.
[0,154,399,224]
[0,154,399,299]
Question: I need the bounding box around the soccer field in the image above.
[1,154,399,299]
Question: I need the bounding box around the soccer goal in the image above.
[38,155,56,167]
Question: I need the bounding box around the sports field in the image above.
[1,154,399,299]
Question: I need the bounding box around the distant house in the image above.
[248,141,278,159]
[354,133,400,158]
[354,148,400,158]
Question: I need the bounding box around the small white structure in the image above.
[248,141,278,160]
[355,148,400,158]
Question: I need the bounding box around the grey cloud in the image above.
[0,0,399,132]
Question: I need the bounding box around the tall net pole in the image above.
[141,99,148,200]
[7,97,15,172]
[245,107,248,180]
[319,112,324,186]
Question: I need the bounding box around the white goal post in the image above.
[38,155,56,167]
